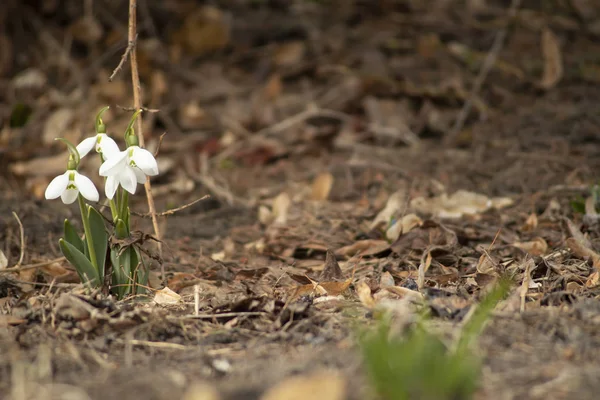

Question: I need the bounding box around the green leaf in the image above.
[134,250,149,295]
[111,246,135,299]
[63,219,84,254]
[110,247,128,299]
[87,206,108,280]
[115,218,129,239]
[59,239,100,287]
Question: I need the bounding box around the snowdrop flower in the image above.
[99,146,159,199]
[76,133,120,160]
[45,170,99,204]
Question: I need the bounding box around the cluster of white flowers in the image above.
[45,133,158,204]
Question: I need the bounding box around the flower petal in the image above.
[131,147,159,176]
[119,167,138,195]
[98,134,120,159]
[133,167,146,184]
[61,188,79,204]
[44,171,70,200]
[105,175,119,200]
[99,151,127,176]
[76,137,97,158]
[74,172,99,202]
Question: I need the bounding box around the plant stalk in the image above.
[78,194,99,273]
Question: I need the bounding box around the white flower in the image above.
[76,133,120,160]
[99,146,159,199]
[45,170,99,204]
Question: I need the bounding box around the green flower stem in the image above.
[119,189,129,225]
[78,194,99,273]
[109,197,118,222]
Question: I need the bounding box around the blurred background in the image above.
[1,0,600,218]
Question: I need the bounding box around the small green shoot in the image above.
[360,279,510,400]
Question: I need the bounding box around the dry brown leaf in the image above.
[585,270,599,288]
[476,252,496,275]
[521,213,538,232]
[539,28,563,89]
[417,251,432,289]
[380,271,395,288]
[18,267,36,292]
[384,285,424,300]
[512,237,548,256]
[291,265,356,300]
[334,240,389,259]
[154,287,182,305]
[40,262,79,283]
[411,190,513,219]
[370,189,406,230]
[356,281,375,308]
[386,213,423,241]
[319,249,343,281]
[566,237,600,268]
[272,192,291,225]
[260,371,345,400]
[391,220,458,254]
[565,218,592,249]
[566,281,582,292]
[310,172,334,201]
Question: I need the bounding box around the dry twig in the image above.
[12,212,25,268]
[108,34,137,81]
[0,257,66,274]
[445,0,522,145]
[126,0,163,278]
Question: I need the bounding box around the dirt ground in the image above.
[2,0,600,399]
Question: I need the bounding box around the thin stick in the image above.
[108,34,137,81]
[445,0,522,145]
[131,195,210,218]
[127,0,163,277]
[0,257,65,274]
[181,311,266,319]
[12,212,25,267]
[194,284,200,316]
[127,339,187,350]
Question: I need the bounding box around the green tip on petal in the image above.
[55,138,80,169]
[95,106,110,134]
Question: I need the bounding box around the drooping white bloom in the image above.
[45,170,99,204]
[76,133,120,160]
[99,146,159,199]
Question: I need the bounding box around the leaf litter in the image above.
[2,1,600,399]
